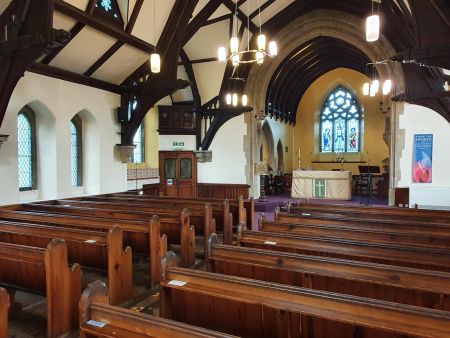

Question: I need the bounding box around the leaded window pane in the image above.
[70,121,79,186]
[320,86,362,153]
[132,124,144,163]
[17,113,33,190]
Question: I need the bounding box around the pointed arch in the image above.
[320,85,362,153]
[277,140,284,173]
[17,106,37,191]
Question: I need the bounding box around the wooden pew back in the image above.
[161,267,450,338]
[79,280,237,338]
[208,243,450,310]
[0,288,7,338]
[0,239,81,337]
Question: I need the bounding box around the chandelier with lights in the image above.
[217,0,278,66]
[362,62,392,97]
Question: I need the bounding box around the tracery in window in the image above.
[320,86,361,153]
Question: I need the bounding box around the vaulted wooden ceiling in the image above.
[1,0,449,141]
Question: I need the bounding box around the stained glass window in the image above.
[70,116,83,187]
[95,0,123,23]
[320,86,361,153]
[17,108,36,191]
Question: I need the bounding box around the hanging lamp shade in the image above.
[150,53,160,73]
[218,47,227,62]
[230,37,239,54]
[231,53,240,67]
[256,51,264,65]
[226,93,232,105]
[372,79,380,93]
[366,14,380,42]
[242,94,248,106]
[382,80,392,95]
[232,93,238,107]
[363,82,370,96]
[257,34,266,51]
[268,41,278,57]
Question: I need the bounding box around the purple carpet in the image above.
[252,191,387,231]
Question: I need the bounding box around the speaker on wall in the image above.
[117,107,128,123]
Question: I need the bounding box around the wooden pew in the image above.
[102,192,254,230]
[237,227,450,272]
[79,280,237,338]
[0,220,132,305]
[67,195,236,242]
[0,288,7,338]
[259,215,450,250]
[276,207,450,229]
[0,209,195,282]
[160,267,450,338]
[274,208,450,236]
[0,239,81,337]
[207,243,450,310]
[19,201,219,254]
[285,202,450,223]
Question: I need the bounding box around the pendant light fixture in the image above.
[366,1,380,42]
[150,0,160,73]
[362,61,392,97]
[217,0,278,66]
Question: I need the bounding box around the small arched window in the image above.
[132,123,144,163]
[17,107,37,191]
[320,85,362,153]
[70,115,83,186]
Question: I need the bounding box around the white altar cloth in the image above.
[291,170,352,200]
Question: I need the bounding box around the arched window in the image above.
[17,107,36,191]
[132,123,144,163]
[320,86,361,153]
[70,115,83,186]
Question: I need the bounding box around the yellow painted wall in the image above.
[127,107,159,169]
[292,68,389,175]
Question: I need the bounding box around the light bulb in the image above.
[257,34,266,51]
[256,51,264,65]
[445,81,449,91]
[268,41,277,57]
[242,94,248,106]
[230,37,239,54]
[372,79,379,93]
[226,93,232,105]
[232,93,238,107]
[369,83,376,97]
[231,53,240,66]
[366,14,380,42]
[150,53,160,73]
[363,82,370,96]
[218,47,227,62]
[382,79,392,95]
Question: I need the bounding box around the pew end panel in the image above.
[0,288,8,338]
[180,212,196,268]
[45,238,82,338]
[106,226,133,305]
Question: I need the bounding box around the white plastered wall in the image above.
[198,115,247,184]
[396,103,450,208]
[0,72,125,205]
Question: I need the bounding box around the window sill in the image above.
[311,161,367,163]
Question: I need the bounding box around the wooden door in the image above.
[159,151,197,197]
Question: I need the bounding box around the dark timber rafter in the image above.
[120,0,199,145]
[41,0,96,65]
[0,0,70,128]
[84,0,144,76]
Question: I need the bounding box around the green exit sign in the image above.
[173,142,184,147]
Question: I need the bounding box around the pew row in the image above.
[0,239,81,337]
[237,227,450,272]
[0,220,132,305]
[160,267,450,338]
[274,208,450,237]
[207,243,450,310]
[259,215,450,250]
[0,208,199,279]
[64,195,236,243]
[0,288,7,338]
[79,280,237,338]
[285,202,450,223]
[275,208,450,230]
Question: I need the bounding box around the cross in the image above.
[315,180,325,197]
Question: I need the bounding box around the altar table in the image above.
[291,170,352,200]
